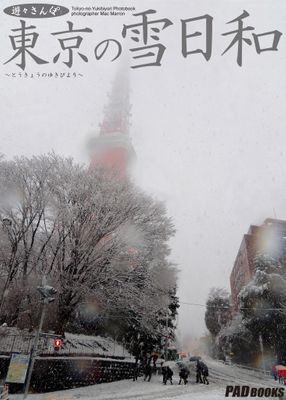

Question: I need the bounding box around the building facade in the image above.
[230,218,286,311]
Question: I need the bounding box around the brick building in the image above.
[230,218,286,311]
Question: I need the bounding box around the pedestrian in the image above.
[152,354,159,375]
[162,365,167,383]
[179,368,189,385]
[200,362,209,385]
[272,363,278,381]
[162,366,173,385]
[133,362,139,381]
[158,361,164,375]
[196,361,203,383]
[281,370,286,385]
[143,362,152,382]
[278,369,283,384]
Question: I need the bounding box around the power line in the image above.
[180,301,209,308]
[180,300,285,311]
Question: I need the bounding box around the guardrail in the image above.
[233,362,271,376]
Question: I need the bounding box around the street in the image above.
[10,359,280,400]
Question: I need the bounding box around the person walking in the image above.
[200,362,209,385]
[196,360,203,383]
[143,362,152,382]
[133,362,139,381]
[179,368,189,385]
[272,364,278,381]
[162,366,174,385]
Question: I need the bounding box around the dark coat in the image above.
[162,366,173,379]
[200,362,209,376]
[144,364,152,375]
[179,369,189,379]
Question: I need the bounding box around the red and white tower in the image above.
[89,67,135,177]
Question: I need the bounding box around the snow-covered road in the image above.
[10,359,280,400]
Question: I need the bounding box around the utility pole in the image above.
[165,313,168,362]
[259,333,266,375]
[23,281,57,399]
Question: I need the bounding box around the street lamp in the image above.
[23,280,57,399]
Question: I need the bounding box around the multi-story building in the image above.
[230,218,286,311]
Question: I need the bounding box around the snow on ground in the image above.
[9,377,224,400]
[10,359,281,400]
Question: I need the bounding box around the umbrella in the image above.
[275,365,286,378]
[275,365,286,370]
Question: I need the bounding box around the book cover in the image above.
[0,1,285,399]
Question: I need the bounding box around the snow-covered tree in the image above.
[218,254,286,365]
[238,254,286,362]
[0,155,59,327]
[0,154,178,347]
[217,314,258,364]
[205,288,231,337]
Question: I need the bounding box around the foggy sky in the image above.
[1,0,286,345]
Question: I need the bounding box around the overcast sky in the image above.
[1,0,286,344]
